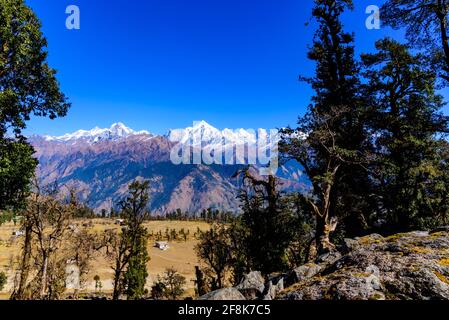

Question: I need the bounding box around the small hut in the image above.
[154,241,169,251]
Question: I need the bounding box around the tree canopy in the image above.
[0,0,70,211]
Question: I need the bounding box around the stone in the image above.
[262,277,284,300]
[262,281,276,300]
[285,264,323,287]
[198,288,246,300]
[316,250,342,265]
[235,271,265,300]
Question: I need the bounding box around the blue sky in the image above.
[24,0,448,136]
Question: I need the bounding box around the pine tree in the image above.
[281,0,371,254]
[362,38,449,231]
[124,227,149,300]
[111,180,150,300]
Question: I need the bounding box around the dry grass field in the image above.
[0,219,211,299]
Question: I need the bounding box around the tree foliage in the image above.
[381,0,449,83]
[151,267,186,300]
[108,180,150,300]
[0,0,69,212]
[0,140,36,210]
[195,224,232,290]
[362,38,449,231]
[281,0,371,254]
[0,0,69,137]
[233,170,298,275]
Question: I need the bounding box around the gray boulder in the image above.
[236,271,265,300]
[198,288,246,300]
[285,264,323,287]
[262,277,284,300]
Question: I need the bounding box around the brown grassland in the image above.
[0,219,211,299]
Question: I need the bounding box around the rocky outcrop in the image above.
[281,230,449,300]
[199,229,449,300]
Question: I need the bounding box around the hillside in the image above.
[29,122,308,214]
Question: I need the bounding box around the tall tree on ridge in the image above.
[281,0,371,254]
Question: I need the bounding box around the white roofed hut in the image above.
[154,241,169,251]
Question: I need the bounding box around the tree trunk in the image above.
[11,222,32,300]
[315,200,338,256]
[112,268,122,300]
[40,253,48,299]
[194,266,207,296]
[315,217,335,255]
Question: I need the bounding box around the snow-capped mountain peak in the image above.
[167,120,276,149]
[44,123,151,143]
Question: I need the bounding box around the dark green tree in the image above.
[233,170,296,275]
[362,38,449,231]
[111,180,150,300]
[0,0,70,211]
[152,267,186,300]
[0,140,36,210]
[281,0,371,254]
[122,180,150,300]
[195,224,232,290]
[381,0,449,83]
[124,229,149,300]
[150,280,165,300]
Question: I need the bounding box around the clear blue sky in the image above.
[24,0,448,136]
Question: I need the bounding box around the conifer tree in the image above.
[362,38,449,231]
[111,181,150,300]
[281,0,371,254]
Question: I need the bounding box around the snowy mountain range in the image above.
[42,121,272,148]
[29,122,308,214]
[43,122,151,143]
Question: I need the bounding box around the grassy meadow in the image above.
[0,219,211,299]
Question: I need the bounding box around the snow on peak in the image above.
[168,120,267,147]
[44,123,151,143]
